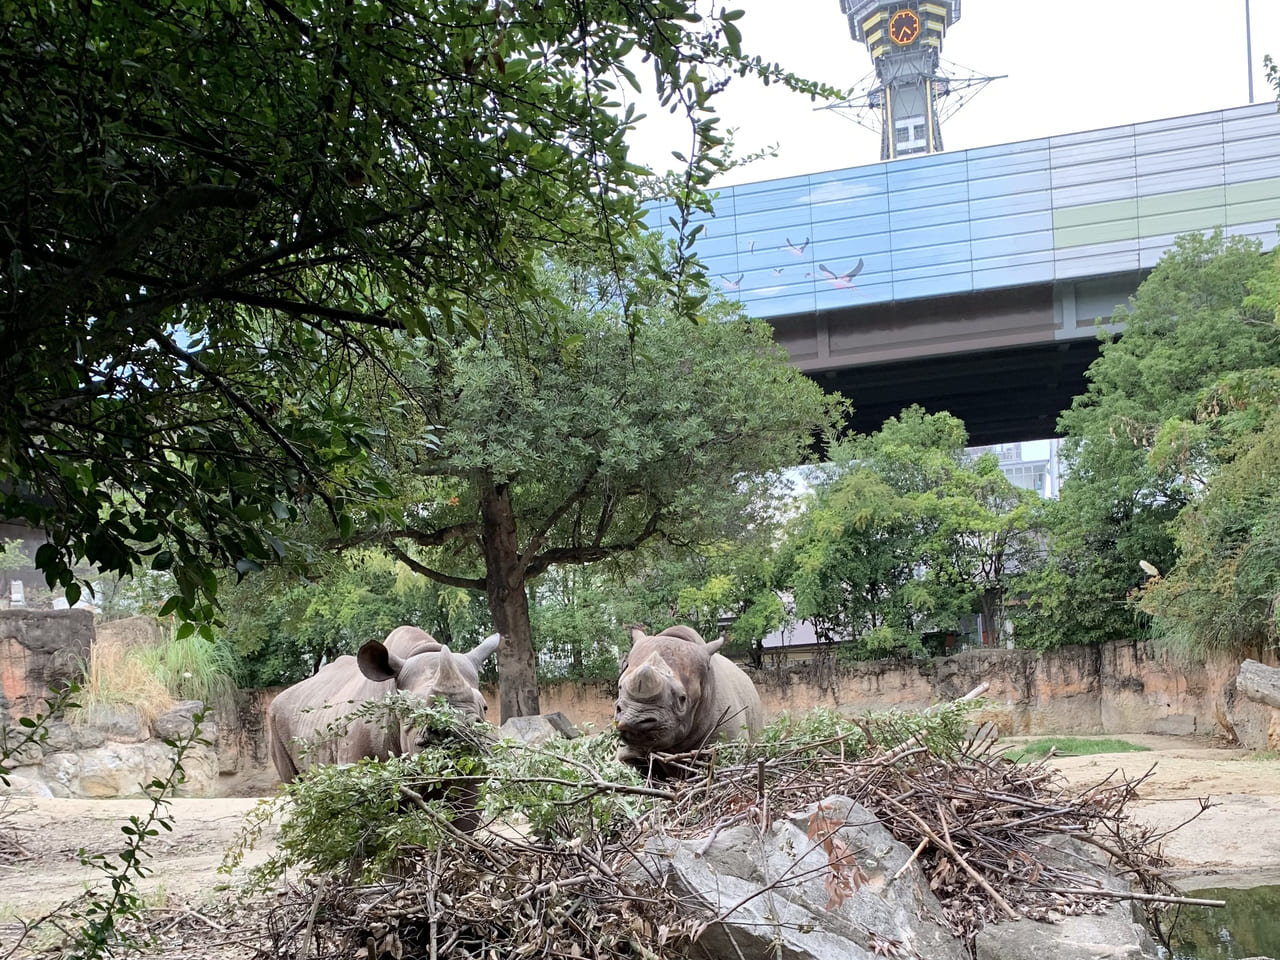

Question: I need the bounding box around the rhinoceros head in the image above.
[615,626,724,757]
[357,632,499,752]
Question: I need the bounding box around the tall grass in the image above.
[71,637,175,728]
[133,630,238,706]
[70,627,239,727]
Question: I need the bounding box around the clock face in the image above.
[889,9,921,45]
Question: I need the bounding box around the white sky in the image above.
[623,0,1280,186]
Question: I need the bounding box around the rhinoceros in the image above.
[268,629,500,783]
[614,625,763,767]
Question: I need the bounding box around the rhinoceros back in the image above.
[267,656,395,783]
[705,654,764,743]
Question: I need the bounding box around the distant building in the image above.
[967,439,1061,500]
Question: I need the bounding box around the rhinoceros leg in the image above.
[267,704,302,784]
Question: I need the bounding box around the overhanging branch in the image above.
[386,542,486,592]
[524,511,665,579]
[36,184,262,325]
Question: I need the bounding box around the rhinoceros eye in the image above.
[676,693,688,709]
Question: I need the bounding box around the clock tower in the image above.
[839,1,961,160]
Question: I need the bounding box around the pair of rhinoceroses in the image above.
[268,624,764,781]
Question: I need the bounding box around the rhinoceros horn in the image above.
[622,651,670,702]
[432,645,470,694]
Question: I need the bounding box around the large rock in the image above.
[976,906,1157,960]
[152,700,207,741]
[500,713,580,746]
[0,774,53,798]
[43,719,105,752]
[646,795,966,960]
[975,837,1158,960]
[0,608,92,722]
[78,703,148,742]
[1238,660,1280,711]
[41,740,219,798]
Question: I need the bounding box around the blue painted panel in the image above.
[1054,239,1140,279]
[641,103,1279,322]
[1138,166,1225,195]
[970,228,1054,260]
[1050,155,1138,193]
[967,167,1052,202]
[892,241,972,272]
[889,200,971,233]
[968,209,1054,242]
[972,262,1052,290]
[969,189,1053,221]
[1224,156,1278,184]
[811,213,894,246]
[1135,144,1225,184]
[893,271,974,300]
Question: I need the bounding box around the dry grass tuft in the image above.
[68,637,175,729]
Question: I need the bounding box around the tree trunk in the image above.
[980,588,1003,648]
[1238,659,1280,710]
[478,476,539,722]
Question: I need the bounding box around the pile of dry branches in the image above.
[249,713,1209,960]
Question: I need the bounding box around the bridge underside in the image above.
[806,338,1101,446]
[767,281,1118,445]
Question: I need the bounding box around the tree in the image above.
[777,407,1042,657]
[923,452,1040,646]
[1,0,837,622]
[1135,248,1280,655]
[1025,231,1279,648]
[778,409,958,657]
[352,259,842,719]
[776,466,924,655]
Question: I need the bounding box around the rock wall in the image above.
[527,640,1280,749]
[0,608,92,722]
[0,613,254,798]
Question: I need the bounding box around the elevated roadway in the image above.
[650,103,1280,443]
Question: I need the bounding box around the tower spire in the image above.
[838,1,963,160]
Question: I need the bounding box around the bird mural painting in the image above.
[720,273,744,291]
[782,236,810,257]
[818,258,865,290]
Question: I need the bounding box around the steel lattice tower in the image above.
[839,1,961,160]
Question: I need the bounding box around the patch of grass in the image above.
[1005,736,1151,762]
[69,637,174,729]
[68,624,239,729]
[133,630,238,706]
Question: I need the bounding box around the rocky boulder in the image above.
[646,795,967,960]
[646,796,1161,960]
[41,740,219,798]
[499,712,581,746]
[152,700,207,741]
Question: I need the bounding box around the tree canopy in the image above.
[775,407,1037,658]
[1,0,834,623]
[1018,231,1279,649]
[1133,246,1280,655]
[348,253,842,718]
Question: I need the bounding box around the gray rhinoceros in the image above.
[614,625,763,767]
[268,629,500,783]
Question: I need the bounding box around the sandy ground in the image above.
[1,734,1277,927]
[1033,734,1280,889]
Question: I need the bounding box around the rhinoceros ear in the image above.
[629,625,649,648]
[703,637,725,657]
[467,632,500,670]
[357,640,405,683]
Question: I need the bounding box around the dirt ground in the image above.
[1,733,1277,947]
